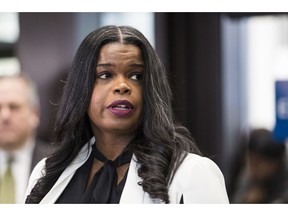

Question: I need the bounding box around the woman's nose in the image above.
[113,78,131,95]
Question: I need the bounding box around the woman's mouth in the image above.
[107,100,134,117]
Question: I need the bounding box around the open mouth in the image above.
[107,100,134,116]
[112,104,130,110]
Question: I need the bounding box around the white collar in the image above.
[0,138,35,171]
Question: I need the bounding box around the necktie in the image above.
[0,156,15,204]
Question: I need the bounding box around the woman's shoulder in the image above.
[30,157,47,179]
[175,153,225,183]
[169,153,229,203]
[23,158,47,203]
[181,153,222,175]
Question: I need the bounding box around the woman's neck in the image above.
[94,131,134,160]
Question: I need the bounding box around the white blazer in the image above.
[24,137,229,204]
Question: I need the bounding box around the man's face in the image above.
[0,77,39,152]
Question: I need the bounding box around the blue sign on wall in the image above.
[273,80,288,142]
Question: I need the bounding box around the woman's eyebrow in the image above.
[129,63,145,68]
[96,63,144,68]
[96,63,113,67]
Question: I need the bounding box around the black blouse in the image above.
[56,146,132,204]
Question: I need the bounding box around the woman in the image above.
[24,25,229,204]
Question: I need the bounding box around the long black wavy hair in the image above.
[25,25,201,204]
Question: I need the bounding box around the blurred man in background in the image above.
[0,74,52,203]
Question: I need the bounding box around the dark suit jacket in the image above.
[30,139,55,173]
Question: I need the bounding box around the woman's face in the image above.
[88,43,144,137]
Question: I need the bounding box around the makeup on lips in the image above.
[107,100,134,117]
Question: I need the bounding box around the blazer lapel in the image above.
[120,155,163,204]
[40,137,95,203]
[120,155,145,203]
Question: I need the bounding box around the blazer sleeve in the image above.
[22,158,46,203]
[169,153,230,203]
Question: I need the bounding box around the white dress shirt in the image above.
[0,138,35,204]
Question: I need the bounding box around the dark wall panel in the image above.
[156,13,224,167]
[16,13,77,141]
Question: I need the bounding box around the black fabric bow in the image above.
[81,145,132,203]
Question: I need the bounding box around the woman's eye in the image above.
[130,73,143,81]
[98,72,112,79]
